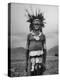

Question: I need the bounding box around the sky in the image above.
[10,3,58,50]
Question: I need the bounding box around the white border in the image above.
[0,0,60,80]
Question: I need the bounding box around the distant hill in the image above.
[11,45,58,60]
[11,47,26,54]
[47,45,58,56]
[11,47,26,60]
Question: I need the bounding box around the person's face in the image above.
[33,24,40,30]
[33,19,41,30]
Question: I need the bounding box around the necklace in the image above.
[32,31,41,40]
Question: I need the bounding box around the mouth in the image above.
[34,26,39,29]
[35,28,39,30]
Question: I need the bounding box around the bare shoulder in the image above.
[40,33,46,40]
[27,33,32,37]
[27,33,32,40]
[41,33,45,36]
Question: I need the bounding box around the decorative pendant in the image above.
[34,36,40,40]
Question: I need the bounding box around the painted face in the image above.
[33,24,40,30]
[33,19,41,30]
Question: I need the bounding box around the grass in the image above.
[10,46,58,77]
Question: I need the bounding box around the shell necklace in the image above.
[31,31,42,40]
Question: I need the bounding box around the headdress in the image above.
[25,9,46,31]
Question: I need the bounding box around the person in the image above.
[26,10,47,76]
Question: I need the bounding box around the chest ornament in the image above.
[34,36,40,40]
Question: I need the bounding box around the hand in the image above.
[42,63,46,71]
[26,67,27,72]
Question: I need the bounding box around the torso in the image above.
[28,32,45,51]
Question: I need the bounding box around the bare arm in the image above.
[43,35,47,64]
[26,34,30,72]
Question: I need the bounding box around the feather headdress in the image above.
[25,9,45,28]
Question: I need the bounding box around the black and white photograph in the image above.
[8,3,58,77]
